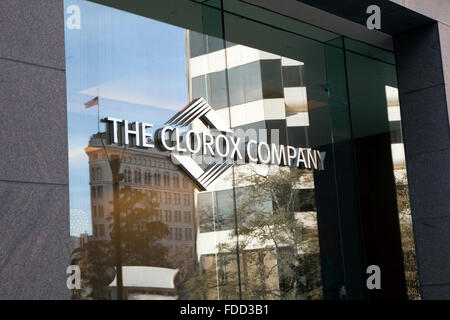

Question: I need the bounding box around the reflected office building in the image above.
[185,31,412,300]
[187,31,322,300]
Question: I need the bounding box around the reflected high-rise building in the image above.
[184,30,411,300]
[186,30,322,300]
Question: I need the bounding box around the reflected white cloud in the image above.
[80,68,187,111]
[69,146,89,166]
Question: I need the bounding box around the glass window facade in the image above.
[65,0,418,300]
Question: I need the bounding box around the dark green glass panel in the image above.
[222,0,342,46]
[344,38,395,65]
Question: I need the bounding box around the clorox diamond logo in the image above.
[165,97,232,134]
[164,97,235,191]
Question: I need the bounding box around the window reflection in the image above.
[385,85,420,300]
[66,0,416,300]
[81,136,197,300]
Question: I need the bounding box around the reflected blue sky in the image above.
[64,0,188,235]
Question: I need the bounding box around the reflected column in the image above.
[109,155,124,300]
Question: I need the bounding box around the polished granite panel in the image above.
[447,85,450,125]
[0,59,68,185]
[0,181,70,300]
[399,85,450,156]
[395,23,445,93]
[392,11,450,299]
[421,284,450,300]
[413,216,450,286]
[406,148,450,221]
[293,0,433,34]
[0,0,65,70]
[439,23,450,86]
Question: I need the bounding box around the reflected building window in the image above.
[175,228,182,240]
[165,210,172,222]
[174,193,180,205]
[154,171,161,186]
[173,175,180,189]
[183,194,191,205]
[97,186,103,199]
[99,224,105,238]
[124,167,132,183]
[185,228,192,241]
[184,211,191,223]
[164,192,171,205]
[134,169,141,184]
[174,211,181,223]
[156,191,162,204]
[182,177,189,190]
[96,167,102,180]
[144,171,152,185]
[164,173,170,187]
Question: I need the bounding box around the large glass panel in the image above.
[65,0,414,300]
[344,40,419,299]
[65,0,219,300]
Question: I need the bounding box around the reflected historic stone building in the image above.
[85,133,197,282]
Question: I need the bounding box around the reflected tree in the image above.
[71,240,114,299]
[109,186,169,267]
[71,172,170,299]
[396,172,420,300]
[183,165,322,300]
